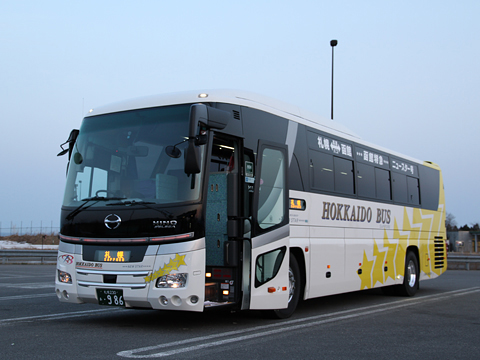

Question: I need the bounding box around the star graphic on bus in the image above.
[144,254,187,283]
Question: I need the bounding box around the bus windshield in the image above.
[62,104,203,207]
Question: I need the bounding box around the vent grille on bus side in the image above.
[434,240,446,269]
[232,110,240,120]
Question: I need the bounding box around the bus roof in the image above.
[86,89,428,166]
[87,89,358,137]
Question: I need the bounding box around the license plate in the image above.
[96,289,124,307]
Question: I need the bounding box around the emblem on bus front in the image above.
[153,220,177,229]
[105,214,121,229]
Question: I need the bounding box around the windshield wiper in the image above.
[81,196,126,201]
[66,196,126,220]
[106,200,156,206]
[105,200,173,217]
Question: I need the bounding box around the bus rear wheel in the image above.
[269,255,301,319]
[396,251,419,296]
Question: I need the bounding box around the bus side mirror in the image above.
[185,141,201,174]
[189,104,230,145]
[57,129,79,160]
[185,104,232,174]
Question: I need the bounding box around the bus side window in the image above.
[407,176,420,205]
[357,163,375,198]
[255,247,286,287]
[375,168,392,201]
[392,172,408,203]
[334,156,354,194]
[257,147,286,229]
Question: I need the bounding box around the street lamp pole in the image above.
[330,39,338,120]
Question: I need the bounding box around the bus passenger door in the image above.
[205,135,245,306]
[249,141,290,310]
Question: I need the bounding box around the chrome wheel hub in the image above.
[406,259,417,288]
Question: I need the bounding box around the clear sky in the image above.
[1,0,479,231]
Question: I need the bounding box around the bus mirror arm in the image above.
[189,104,230,134]
[204,106,230,130]
[185,104,232,174]
[227,216,252,240]
[57,129,79,160]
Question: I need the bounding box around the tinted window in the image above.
[392,172,407,203]
[376,168,392,201]
[63,104,203,206]
[357,163,375,198]
[255,247,286,288]
[407,176,420,205]
[257,148,286,229]
[309,150,334,191]
[418,165,440,211]
[334,157,354,194]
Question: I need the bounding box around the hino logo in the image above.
[104,214,121,230]
[153,220,177,229]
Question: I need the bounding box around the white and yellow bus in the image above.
[56,90,446,318]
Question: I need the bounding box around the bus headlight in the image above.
[155,273,187,288]
[58,270,72,284]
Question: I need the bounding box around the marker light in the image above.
[198,93,208,98]
[156,273,188,288]
[206,272,212,278]
[58,270,72,284]
[159,296,168,305]
[222,290,229,296]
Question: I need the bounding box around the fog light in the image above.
[58,270,72,284]
[62,290,69,299]
[159,296,168,306]
[190,295,199,304]
[156,273,187,288]
[171,295,182,306]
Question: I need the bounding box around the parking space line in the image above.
[117,287,480,358]
[0,308,124,326]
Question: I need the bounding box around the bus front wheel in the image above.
[269,255,301,319]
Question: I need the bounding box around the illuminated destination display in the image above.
[289,198,306,211]
[94,250,131,262]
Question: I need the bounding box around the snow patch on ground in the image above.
[0,241,58,250]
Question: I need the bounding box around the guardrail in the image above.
[1,250,479,269]
[447,254,480,270]
[0,249,58,264]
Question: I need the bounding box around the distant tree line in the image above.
[446,212,480,232]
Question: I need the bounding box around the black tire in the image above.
[396,251,419,296]
[268,255,301,319]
